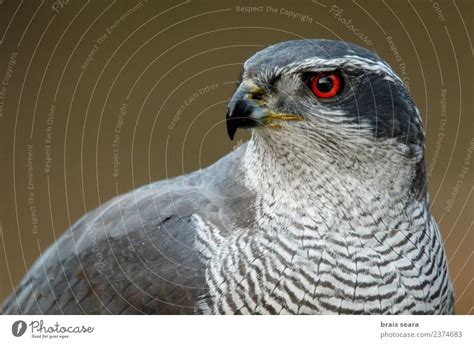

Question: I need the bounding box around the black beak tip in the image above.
[226,108,237,140]
[227,126,237,141]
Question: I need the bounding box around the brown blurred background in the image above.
[0,0,472,314]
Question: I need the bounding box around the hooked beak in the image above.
[225,85,303,140]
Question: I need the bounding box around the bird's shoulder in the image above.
[2,144,255,314]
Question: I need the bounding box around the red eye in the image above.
[310,73,342,98]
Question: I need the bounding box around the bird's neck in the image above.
[243,134,425,226]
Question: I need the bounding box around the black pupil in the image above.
[316,76,334,93]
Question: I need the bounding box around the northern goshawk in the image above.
[2,39,454,314]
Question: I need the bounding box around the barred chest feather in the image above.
[195,138,453,314]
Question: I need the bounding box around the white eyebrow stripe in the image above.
[284,55,402,84]
[286,55,422,126]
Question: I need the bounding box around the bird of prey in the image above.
[2,39,453,315]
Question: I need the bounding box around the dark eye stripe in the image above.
[267,73,281,88]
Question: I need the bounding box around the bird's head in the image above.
[226,39,424,167]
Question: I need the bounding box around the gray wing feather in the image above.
[2,144,253,314]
